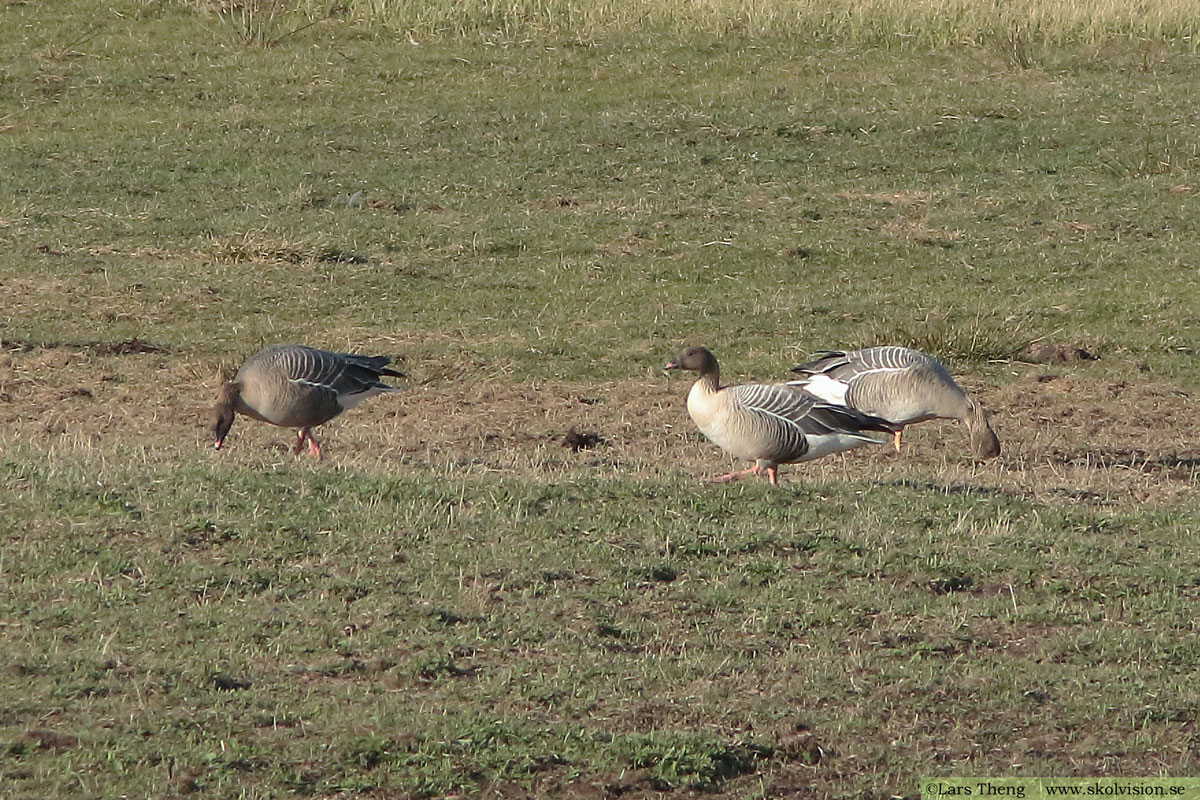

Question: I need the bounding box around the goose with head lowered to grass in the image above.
[208,344,403,459]
[788,345,1000,459]
[665,346,897,486]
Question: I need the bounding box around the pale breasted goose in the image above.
[789,346,1000,459]
[665,346,896,486]
[208,344,403,458]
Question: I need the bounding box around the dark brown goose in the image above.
[665,346,895,486]
[208,344,403,458]
[789,346,1000,459]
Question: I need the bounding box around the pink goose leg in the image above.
[293,428,323,459]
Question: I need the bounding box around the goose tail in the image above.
[810,403,898,439]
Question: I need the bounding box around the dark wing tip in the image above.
[791,350,846,374]
[812,403,897,435]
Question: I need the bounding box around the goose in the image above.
[789,346,1000,459]
[208,344,403,458]
[665,346,896,486]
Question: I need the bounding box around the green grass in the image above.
[3,2,1200,798]
[6,4,1200,381]
[4,447,1200,797]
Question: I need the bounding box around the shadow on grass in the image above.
[876,477,1013,499]
[1049,448,1200,476]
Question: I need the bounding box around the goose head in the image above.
[208,383,239,450]
[965,397,1001,459]
[664,346,719,375]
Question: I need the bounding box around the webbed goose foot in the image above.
[293,428,323,459]
[711,464,778,486]
[711,467,758,484]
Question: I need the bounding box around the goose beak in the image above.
[664,360,679,371]
[214,439,224,450]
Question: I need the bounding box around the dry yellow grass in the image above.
[3,342,1196,509]
[254,0,1200,44]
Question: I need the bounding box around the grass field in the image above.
[3,1,1200,798]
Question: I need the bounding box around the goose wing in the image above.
[727,383,858,435]
[793,346,929,380]
[724,383,888,463]
[791,347,953,422]
[254,345,401,411]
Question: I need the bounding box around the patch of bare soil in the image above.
[1,337,171,355]
[20,728,79,751]
[563,428,606,452]
[968,368,1200,504]
[1021,342,1097,363]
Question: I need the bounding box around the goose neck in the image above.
[695,368,720,394]
[217,381,247,413]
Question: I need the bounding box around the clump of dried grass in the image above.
[845,313,1037,366]
[203,231,366,265]
[194,0,333,45]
